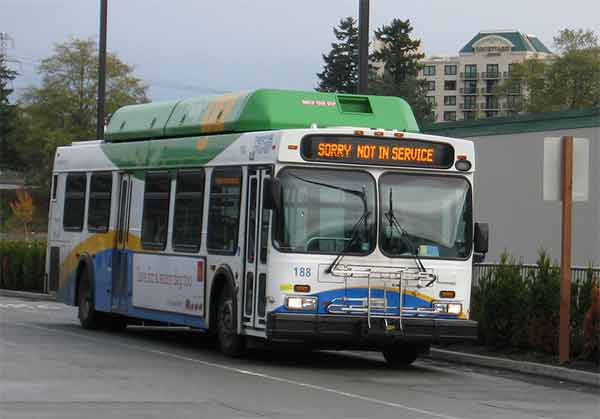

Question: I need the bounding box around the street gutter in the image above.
[0,289,56,302]
[429,348,599,388]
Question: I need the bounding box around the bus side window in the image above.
[51,175,58,201]
[207,167,242,254]
[63,173,87,231]
[88,172,112,233]
[141,171,171,250]
[172,169,205,252]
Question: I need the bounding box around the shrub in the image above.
[471,252,529,349]
[527,250,560,353]
[0,240,46,292]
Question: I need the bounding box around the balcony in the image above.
[481,72,500,79]
[480,102,500,111]
[460,72,479,80]
[460,88,478,95]
[480,87,497,95]
[459,103,479,110]
[503,71,520,79]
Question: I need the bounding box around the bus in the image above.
[46,89,488,365]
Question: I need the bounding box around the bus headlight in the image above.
[448,303,462,315]
[433,301,462,315]
[285,295,318,311]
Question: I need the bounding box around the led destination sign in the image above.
[301,135,455,169]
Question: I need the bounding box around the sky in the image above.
[2,0,599,101]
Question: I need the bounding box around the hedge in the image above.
[471,250,598,361]
[0,240,46,292]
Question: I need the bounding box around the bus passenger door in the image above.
[112,173,132,312]
[243,168,271,330]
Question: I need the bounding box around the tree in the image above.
[369,19,433,125]
[9,189,35,238]
[0,53,21,170]
[22,38,148,140]
[554,28,599,53]
[498,28,600,113]
[316,17,359,93]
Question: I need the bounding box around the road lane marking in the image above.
[13,322,467,419]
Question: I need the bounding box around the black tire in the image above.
[382,345,419,367]
[216,286,245,357]
[77,270,100,330]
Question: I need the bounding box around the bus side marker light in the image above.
[394,132,404,139]
[288,145,298,150]
[374,131,384,137]
[294,284,311,293]
[354,130,364,136]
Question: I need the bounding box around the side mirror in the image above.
[263,177,282,210]
[474,222,489,255]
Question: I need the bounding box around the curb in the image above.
[0,289,56,302]
[429,348,599,387]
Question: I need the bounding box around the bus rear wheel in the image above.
[381,345,420,367]
[216,286,245,357]
[77,272,100,330]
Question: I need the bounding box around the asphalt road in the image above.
[0,294,598,419]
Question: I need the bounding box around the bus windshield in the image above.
[379,173,472,259]
[274,168,376,254]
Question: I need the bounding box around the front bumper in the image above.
[267,313,477,349]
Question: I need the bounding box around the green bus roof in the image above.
[105,89,419,142]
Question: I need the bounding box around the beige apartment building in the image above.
[419,31,554,122]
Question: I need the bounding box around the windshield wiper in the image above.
[285,173,372,274]
[325,209,371,274]
[384,188,427,273]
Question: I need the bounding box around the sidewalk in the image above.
[429,348,599,387]
[0,289,56,301]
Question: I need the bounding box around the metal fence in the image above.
[472,264,599,287]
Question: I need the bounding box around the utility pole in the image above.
[358,0,369,94]
[559,135,573,364]
[96,0,108,140]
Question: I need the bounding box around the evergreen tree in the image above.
[0,53,20,170]
[316,17,359,93]
[369,19,433,125]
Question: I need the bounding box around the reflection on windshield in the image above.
[380,174,472,259]
[274,168,376,254]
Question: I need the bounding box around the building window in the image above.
[444,80,456,91]
[463,96,477,109]
[443,111,457,121]
[444,65,457,75]
[173,169,205,252]
[463,80,477,94]
[207,167,242,254]
[464,64,477,75]
[141,171,171,250]
[463,111,476,120]
[486,64,499,77]
[88,172,112,232]
[423,65,436,76]
[426,81,436,91]
[426,96,436,106]
[444,96,456,106]
[486,111,499,118]
[63,173,87,231]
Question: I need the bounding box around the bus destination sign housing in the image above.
[301,135,455,169]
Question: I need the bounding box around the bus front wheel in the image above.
[381,345,420,367]
[216,286,245,357]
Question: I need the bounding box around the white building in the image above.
[419,31,554,122]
